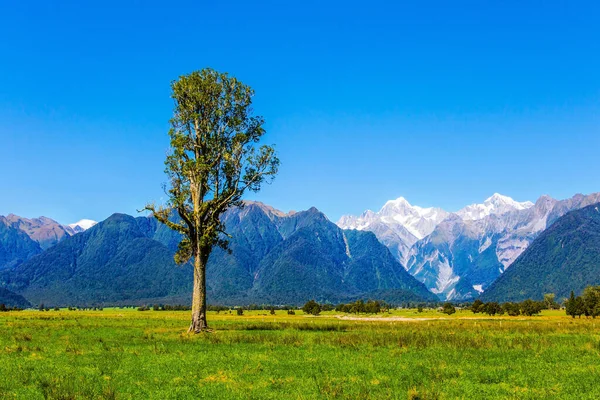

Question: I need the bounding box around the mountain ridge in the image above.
[338,192,600,300]
[1,203,436,307]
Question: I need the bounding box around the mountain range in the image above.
[481,203,600,302]
[0,214,97,270]
[1,191,599,307]
[338,192,600,300]
[0,203,436,307]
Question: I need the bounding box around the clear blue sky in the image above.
[1,1,599,223]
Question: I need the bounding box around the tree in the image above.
[144,69,279,333]
[365,300,381,314]
[502,302,521,317]
[543,293,558,310]
[566,290,576,317]
[471,299,484,314]
[442,302,456,315]
[483,302,503,316]
[519,299,544,316]
[582,286,600,318]
[565,290,587,318]
[302,300,321,316]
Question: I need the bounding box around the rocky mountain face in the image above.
[1,214,72,250]
[0,218,43,270]
[1,203,436,307]
[0,214,98,270]
[481,203,600,302]
[338,192,600,300]
[338,197,449,263]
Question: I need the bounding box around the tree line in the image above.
[565,286,600,318]
[302,299,389,316]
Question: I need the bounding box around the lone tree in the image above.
[145,69,279,333]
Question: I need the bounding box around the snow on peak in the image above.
[457,194,534,221]
[337,196,449,243]
[68,219,98,231]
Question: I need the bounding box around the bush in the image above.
[236,308,244,316]
[442,303,456,315]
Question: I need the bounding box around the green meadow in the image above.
[0,309,599,399]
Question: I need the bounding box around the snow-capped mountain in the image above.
[337,197,449,262]
[67,219,98,234]
[340,192,600,301]
[456,193,534,221]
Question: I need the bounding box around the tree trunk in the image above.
[188,252,208,333]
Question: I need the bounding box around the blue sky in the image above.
[1,1,598,223]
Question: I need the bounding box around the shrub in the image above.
[442,303,456,315]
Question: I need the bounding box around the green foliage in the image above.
[483,302,503,316]
[566,290,586,318]
[145,68,279,263]
[582,286,600,318]
[302,300,321,316]
[236,308,244,316]
[544,293,559,310]
[502,302,521,317]
[441,303,456,315]
[519,299,544,316]
[335,300,384,314]
[471,299,484,314]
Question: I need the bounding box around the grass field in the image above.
[0,309,599,399]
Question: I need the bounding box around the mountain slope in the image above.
[407,193,600,300]
[339,192,600,300]
[0,287,31,308]
[2,214,72,250]
[1,214,193,307]
[0,218,43,270]
[480,203,600,302]
[1,203,436,306]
